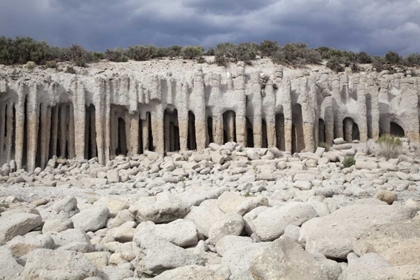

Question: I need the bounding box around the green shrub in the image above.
[61,44,95,67]
[45,60,57,68]
[385,51,401,64]
[196,56,206,64]
[65,66,76,74]
[356,51,373,64]
[93,52,105,60]
[258,40,279,57]
[326,58,345,72]
[343,156,356,168]
[272,43,321,66]
[215,53,228,66]
[104,48,128,62]
[26,61,36,70]
[181,46,204,59]
[126,45,156,61]
[376,134,402,159]
[405,53,420,66]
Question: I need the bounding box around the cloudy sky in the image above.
[1,0,420,56]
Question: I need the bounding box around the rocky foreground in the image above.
[1,139,420,279]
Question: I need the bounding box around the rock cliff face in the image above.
[0,59,419,171]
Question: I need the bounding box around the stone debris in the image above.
[0,139,419,279]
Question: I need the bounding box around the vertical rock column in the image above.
[367,74,380,140]
[226,112,235,142]
[234,63,247,146]
[5,101,14,163]
[250,72,262,148]
[332,76,343,139]
[59,105,68,158]
[401,78,420,142]
[152,104,165,155]
[324,97,334,145]
[356,76,368,142]
[210,74,223,145]
[178,83,189,151]
[378,78,390,135]
[15,83,26,169]
[0,100,5,165]
[129,113,140,156]
[27,83,39,173]
[283,77,293,153]
[73,80,86,160]
[94,77,106,165]
[104,79,112,162]
[193,68,207,151]
[264,79,276,148]
[301,78,316,152]
[142,113,150,152]
[39,103,51,168]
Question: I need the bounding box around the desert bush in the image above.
[196,56,206,64]
[343,156,356,168]
[205,47,215,56]
[93,52,105,60]
[214,42,257,64]
[65,66,76,74]
[272,43,322,66]
[356,51,373,64]
[385,51,402,64]
[126,45,156,61]
[215,53,228,66]
[181,46,204,59]
[326,58,344,72]
[61,44,95,67]
[376,134,402,159]
[104,48,128,62]
[405,53,420,66]
[258,40,279,57]
[45,60,57,68]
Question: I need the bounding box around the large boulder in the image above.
[0,213,42,245]
[7,231,55,257]
[129,192,189,223]
[185,199,226,237]
[299,204,417,259]
[153,265,229,280]
[208,213,244,245]
[0,246,23,279]
[216,236,270,280]
[250,236,341,280]
[244,203,318,241]
[71,206,109,232]
[217,191,269,216]
[135,219,198,247]
[353,219,420,265]
[339,253,420,280]
[133,233,204,275]
[21,249,98,279]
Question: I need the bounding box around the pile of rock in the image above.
[0,140,420,279]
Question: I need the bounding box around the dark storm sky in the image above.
[1,0,419,56]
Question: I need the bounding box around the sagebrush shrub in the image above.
[181,46,204,59]
[376,134,402,159]
[343,156,356,168]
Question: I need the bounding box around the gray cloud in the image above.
[0,0,419,56]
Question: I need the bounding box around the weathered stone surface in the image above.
[71,206,109,232]
[0,246,23,279]
[250,236,341,280]
[7,231,55,257]
[185,199,226,237]
[21,249,98,279]
[300,204,417,259]
[244,202,318,241]
[136,219,198,247]
[133,233,204,275]
[0,213,42,245]
[374,189,397,204]
[353,219,420,266]
[129,192,189,223]
[217,191,269,216]
[153,265,229,280]
[208,213,244,245]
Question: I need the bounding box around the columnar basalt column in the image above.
[324,97,334,145]
[192,68,207,150]
[367,74,380,140]
[332,76,343,139]
[283,77,293,153]
[129,113,139,156]
[226,111,236,142]
[264,79,276,148]
[234,63,247,146]
[401,78,420,142]
[300,78,316,152]
[94,78,106,165]
[14,83,26,169]
[5,101,14,163]
[209,74,223,145]
[39,103,51,168]
[27,83,39,173]
[249,72,262,147]
[178,84,189,151]
[356,76,368,142]
[50,105,59,158]
[0,100,6,165]
[152,104,165,155]
[142,113,150,152]
[73,81,86,160]
[104,80,112,162]
[59,105,68,158]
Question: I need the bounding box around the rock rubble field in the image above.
[1,138,420,279]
